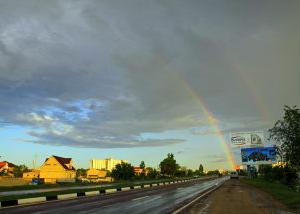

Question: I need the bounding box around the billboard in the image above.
[241,147,276,165]
[230,131,264,147]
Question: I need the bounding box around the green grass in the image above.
[242,178,300,210]
[0,182,105,192]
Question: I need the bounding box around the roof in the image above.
[52,156,75,170]
[0,162,7,168]
[0,161,16,168]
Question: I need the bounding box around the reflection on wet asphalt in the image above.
[79,178,227,214]
[0,177,227,214]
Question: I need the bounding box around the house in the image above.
[23,170,40,180]
[0,161,16,177]
[39,155,76,183]
[134,167,144,175]
[87,168,107,180]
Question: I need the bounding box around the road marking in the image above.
[132,196,150,201]
[172,179,225,214]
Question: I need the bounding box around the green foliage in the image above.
[76,168,87,178]
[0,171,8,176]
[187,169,194,177]
[13,164,29,178]
[258,164,273,180]
[159,153,179,177]
[138,161,146,178]
[111,162,135,180]
[258,165,298,187]
[269,105,300,170]
[146,167,159,179]
[236,169,247,176]
[199,164,204,175]
[106,170,111,177]
[139,161,145,169]
[174,166,194,177]
[206,170,220,176]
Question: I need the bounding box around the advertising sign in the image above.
[241,147,276,165]
[230,132,264,147]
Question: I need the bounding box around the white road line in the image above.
[131,196,150,201]
[172,180,225,214]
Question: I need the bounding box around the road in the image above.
[0,177,227,214]
[0,177,215,197]
[184,179,291,214]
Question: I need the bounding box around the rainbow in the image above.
[230,63,270,121]
[176,75,236,170]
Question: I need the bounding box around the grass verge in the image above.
[242,178,300,211]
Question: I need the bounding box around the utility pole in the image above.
[32,153,38,169]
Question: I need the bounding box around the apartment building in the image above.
[90,157,127,171]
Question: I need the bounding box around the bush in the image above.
[281,166,298,187]
[237,169,247,176]
[258,165,298,187]
[259,165,273,180]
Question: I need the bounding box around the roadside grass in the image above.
[0,182,105,192]
[0,177,199,202]
[0,176,201,192]
[242,178,300,210]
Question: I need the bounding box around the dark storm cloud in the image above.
[0,0,299,148]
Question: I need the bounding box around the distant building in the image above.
[87,168,107,180]
[39,155,76,183]
[90,158,127,171]
[23,170,40,180]
[133,167,144,175]
[0,161,16,177]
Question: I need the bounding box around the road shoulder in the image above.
[185,179,292,214]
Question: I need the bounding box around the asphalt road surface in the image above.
[0,177,227,214]
[0,177,216,197]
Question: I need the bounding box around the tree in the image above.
[199,164,204,175]
[76,168,87,178]
[111,162,135,180]
[139,161,145,169]
[206,170,220,176]
[13,164,29,177]
[146,167,159,179]
[159,153,179,177]
[187,169,194,177]
[269,105,300,170]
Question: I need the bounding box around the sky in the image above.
[0,0,299,171]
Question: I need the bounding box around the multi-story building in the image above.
[90,158,127,171]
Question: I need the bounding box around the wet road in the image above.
[0,177,227,214]
[0,177,215,197]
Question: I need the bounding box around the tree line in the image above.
[110,154,210,181]
[258,105,299,188]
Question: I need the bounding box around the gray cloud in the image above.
[0,0,299,148]
[204,154,228,164]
